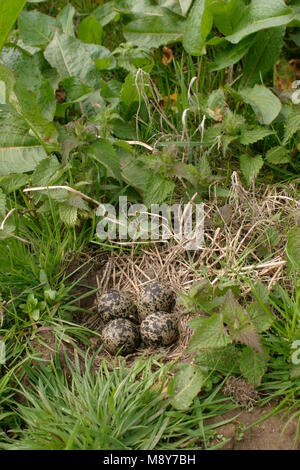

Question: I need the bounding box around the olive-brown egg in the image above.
[101,318,140,355]
[137,282,175,322]
[98,289,138,323]
[140,312,178,347]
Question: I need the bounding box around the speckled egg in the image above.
[137,282,175,321]
[98,289,138,323]
[140,312,178,347]
[101,318,140,355]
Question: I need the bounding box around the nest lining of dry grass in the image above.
[69,174,299,360]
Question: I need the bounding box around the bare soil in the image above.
[212,404,300,450]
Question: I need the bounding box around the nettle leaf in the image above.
[226,0,294,44]
[266,146,291,165]
[283,109,300,143]
[188,313,232,351]
[121,157,150,194]
[0,173,29,193]
[239,347,268,387]
[57,4,75,36]
[31,156,61,187]
[0,0,26,51]
[18,10,57,48]
[240,154,264,186]
[168,364,204,411]
[286,226,300,271]
[247,302,274,333]
[240,27,285,88]
[183,0,213,55]
[239,85,282,125]
[197,344,241,374]
[44,32,99,85]
[78,16,103,45]
[144,174,175,207]
[124,9,185,48]
[68,195,89,211]
[222,290,263,354]
[58,204,78,227]
[87,140,121,182]
[239,127,274,145]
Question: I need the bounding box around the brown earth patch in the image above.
[211,404,300,450]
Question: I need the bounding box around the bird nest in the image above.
[68,173,299,363]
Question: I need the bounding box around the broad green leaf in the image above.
[222,289,263,353]
[124,9,185,48]
[0,173,29,193]
[61,77,93,103]
[266,146,291,165]
[210,0,245,36]
[179,0,193,16]
[226,0,294,44]
[239,347,267,387]
[247,302,274,333]
[67,195,89,211]
[32,156,61,186]
[0,140,46,176]
[210,36,254,71]
[0,188,6,218]
[239,127,274,145]
[14,82,58,151]
[121,157,150,194]
[44,32,99,85]
[120,73,139,108]
[0,0,26,51]
[286,226,300,271]
[183,0,213,55]
[87,43,116,71]
[87,140,121,182]
[188,313,232,351]
[0,47,43,93]
[240,154,264,186]
[239,85,282,125]
[37,79,56,121]
[0,104,47,175]
[0,64,15,101]
[240,27,285,88]
[93,2,120,26]
[57,4,75,36]
[144,174,175,207]
[168,364,203,411]
[78,15,103,45]
[283,109,300,143]
[197,344,241,374]
[58,204,78,227]
[18,10,57,48]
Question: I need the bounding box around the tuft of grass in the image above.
[0,356,235,450]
